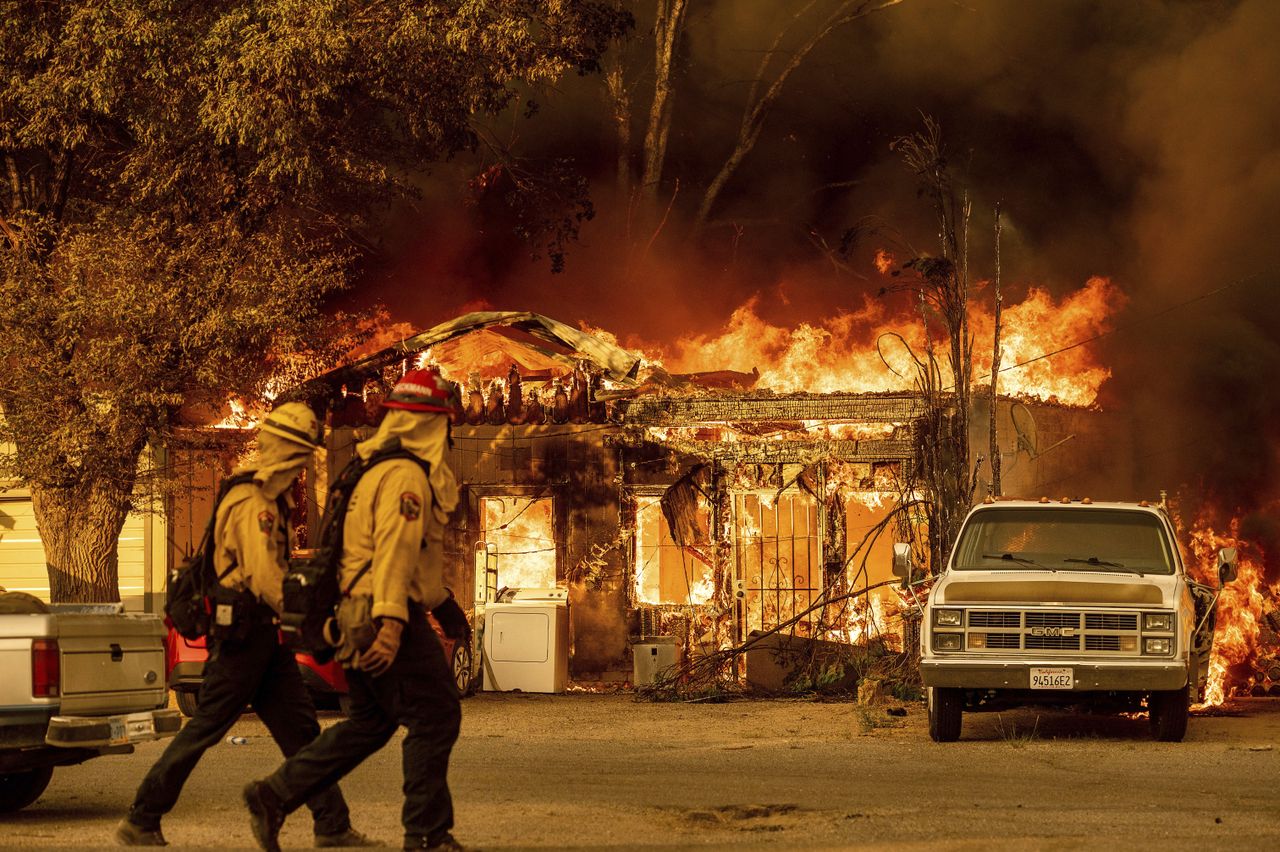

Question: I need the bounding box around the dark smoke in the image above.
[345,0,1280,569]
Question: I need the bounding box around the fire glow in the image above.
[1184,513,1277,706]
[649,275,1122,407]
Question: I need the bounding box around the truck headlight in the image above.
[933,633,963,652]
[1144,613,1173,632]
[934,609,963,627]
[1144,637,1172,655]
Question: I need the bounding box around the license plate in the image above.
[1030,667,1073,689]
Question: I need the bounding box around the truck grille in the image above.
[1025,635,1080,650]
[1025,611,1081,628]
[963,608,1142,656]
[1085,613,1138,631]
[969,611,1021,628]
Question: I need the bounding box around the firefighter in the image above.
[243,368,469,852]
[117,402,372,847]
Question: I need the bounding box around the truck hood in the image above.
[934,569,1179,609]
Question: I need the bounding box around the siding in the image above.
[0,496,147,609]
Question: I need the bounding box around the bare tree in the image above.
[693,0,905,231]
[883,116,975,572]
[640,0,689,203]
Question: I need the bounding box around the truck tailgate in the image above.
[55,614,167,715]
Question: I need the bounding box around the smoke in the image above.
[347,0,1280,548]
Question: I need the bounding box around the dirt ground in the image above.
[6,693,1280,850]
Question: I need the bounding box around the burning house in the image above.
[285,311,1132,685]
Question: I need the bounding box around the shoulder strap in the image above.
[211,472,261,581]
[325,444,432,597]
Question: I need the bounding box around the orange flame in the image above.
[481,496,559,591]
[1183,513,1277,706]
[653,276,1124,407]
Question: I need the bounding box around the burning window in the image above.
[735,493,822,634]
[634,495,713,605]
[480,496,557,590]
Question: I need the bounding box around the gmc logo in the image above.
[1029,626,1076,637]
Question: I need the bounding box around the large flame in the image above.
[1183,513,1277,706]
[653,276,1123,407]
[481,496,559,591]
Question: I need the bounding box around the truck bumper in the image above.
[920,660,1188,691]
[45,709,182,749]
[168,660,205,691]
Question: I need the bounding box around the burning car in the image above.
[911,498,1238,742]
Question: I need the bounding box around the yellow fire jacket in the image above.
[339,457,448,623]
[213,483,292,615]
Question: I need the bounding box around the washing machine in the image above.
[481,588,569,693]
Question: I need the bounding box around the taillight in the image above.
[32,639,60,698]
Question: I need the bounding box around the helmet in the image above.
[259,402,323,448]
[383,367,459,415]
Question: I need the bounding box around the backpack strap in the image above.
[331,444,433,598]
[209,472,267,583]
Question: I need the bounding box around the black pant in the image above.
[129,618,350,835]
[265,605,461,846]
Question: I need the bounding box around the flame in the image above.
[1183,513,1277,706]
[212,397,262,430]
[873,249,895,275]
[634,496,714,606]
[481,496,559,591]
[652,276,1124,407]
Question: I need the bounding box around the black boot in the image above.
[243,780,286,852]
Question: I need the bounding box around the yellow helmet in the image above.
[259,402,323,449]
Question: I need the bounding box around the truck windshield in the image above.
[952,508,1176,575]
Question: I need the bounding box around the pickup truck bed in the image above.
[0,594,179,811]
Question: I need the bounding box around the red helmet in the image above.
[382,367,459,415]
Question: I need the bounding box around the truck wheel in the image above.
[928,687,963,742]
[452,641,475,697]
[175,690,200,718]
[1149,686,1189,742]
[0,767,54,813]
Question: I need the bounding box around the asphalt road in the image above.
[5,694,1279,850]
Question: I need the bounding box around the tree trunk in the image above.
[30,479,133,603]
[640,0,688,203]
[604,51,633,202]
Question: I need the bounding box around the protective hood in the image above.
[243,431,312,499]
[356,409,460,522]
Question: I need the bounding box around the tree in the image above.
[876,117,975,572]
[0,0,627,602]
[693,0,904,231]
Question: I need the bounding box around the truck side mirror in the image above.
[892,543,913,582]
[1217,547,1238,585]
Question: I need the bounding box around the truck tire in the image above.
[928,687,963,742]
[452,641,475,697]
[1149,686,1189,742]
[175,689,200,718]
[0,766,54,813]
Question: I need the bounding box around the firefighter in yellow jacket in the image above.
[118,403,371,847]
[244,369,469,852]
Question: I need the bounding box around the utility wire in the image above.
[976,276,1252,383]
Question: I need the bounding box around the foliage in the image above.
[0,0,627,600]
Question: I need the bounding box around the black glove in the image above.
[432,590,471,644]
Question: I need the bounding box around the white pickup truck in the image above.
[0,591,180,812]
[906,499,1232,743]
